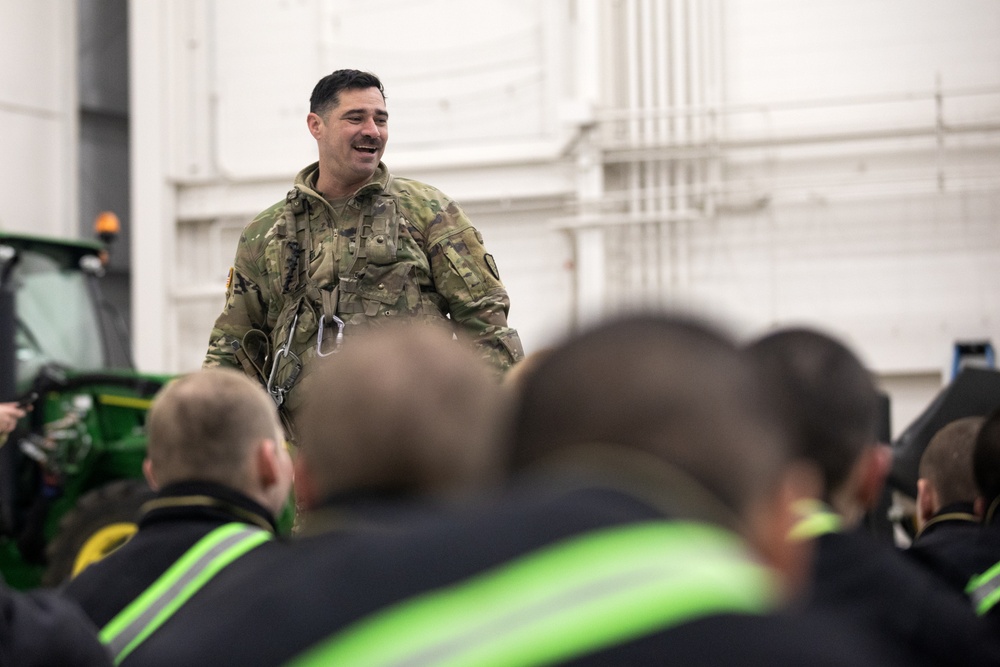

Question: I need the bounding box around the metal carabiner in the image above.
[316,314,345,357]
[267,349,302,408]
[267,311,300,406]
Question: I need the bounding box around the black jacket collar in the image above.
[140,481,277,533]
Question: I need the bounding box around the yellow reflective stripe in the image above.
[967,559,1000,616]
[789,499,842,541]
[287,521,777,667]
[100,523,270,664]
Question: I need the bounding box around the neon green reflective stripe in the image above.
[287,521,777,667]
[100,522,271,664]
[966,559,1000,616]
[789,499,843,541]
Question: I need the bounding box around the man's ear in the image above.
[255,439,280,489]
[744,460,823,602]
[857,444,892,511]
[974,496,987,520]
[915,478,938,533]
[306,112,324,140]
[142,458,160,491]
[293,456,318,511]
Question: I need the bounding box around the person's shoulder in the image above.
[0,587,112,666]
[815,528,1000,666]
[909,519,982,563]
[974,520,1000,551]
[389,175,450,200]
[241,199,287,243]
[226,198,288,269]
[819,528,943,583]
[813,529,948,607]
[388,176,472,241]
[967,523,1000,579]
[591,611,911,667]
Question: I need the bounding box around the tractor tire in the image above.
[43,479,153,587]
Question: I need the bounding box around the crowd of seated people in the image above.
[3,310,999,665]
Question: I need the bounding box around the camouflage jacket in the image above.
[204,162,523,412]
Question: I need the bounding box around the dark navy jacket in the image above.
[60,480,280,629]
[125,477,907,666]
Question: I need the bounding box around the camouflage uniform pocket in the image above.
[441,228,501,301]
[340,263,421,317]
[497,328,526,363]
[365,198,400,266]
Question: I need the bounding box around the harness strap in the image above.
[279,188,313,299]
[233,329,271,385]
[292,193,312,293]
[270,178,404,391]
[100,523,271,664]
[344,197,373,280]
[316,286,343,356]
[286,521,776,667]
[343,178,397,280]
[967,559,1000,616]
[232,339,262,379]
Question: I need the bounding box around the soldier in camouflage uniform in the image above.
[204,69,523,427]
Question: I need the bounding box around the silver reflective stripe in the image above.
[969,569,1000,615]
[287,521,776,667]
[393,565,672,667]
[101,523,269,663]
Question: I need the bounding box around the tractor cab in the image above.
[0,232,167,589]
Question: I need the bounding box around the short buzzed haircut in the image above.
[309,69,385,118]
[974,405,1000,505]
[510,313,791,524]
[294,324,507,498]
[146,368,282,488]
[919,416,983,506]
[746,328,880,498]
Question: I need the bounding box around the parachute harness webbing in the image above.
[287,521,777,667]
[100,522,271,664]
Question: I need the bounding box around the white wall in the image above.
[0,1,78,237]
[571,0,1000,435]
[715,0,1000,433]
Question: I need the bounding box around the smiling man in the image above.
[204,69,524,431]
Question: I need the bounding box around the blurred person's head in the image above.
[144,367,293,518]
[510,312,818,596]
[501,347,553,394]
[293,324,508,510]
[746,327,885,526]
[974,405,1000,522]
[916,416,983,532]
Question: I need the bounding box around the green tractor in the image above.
[0,231,170,589]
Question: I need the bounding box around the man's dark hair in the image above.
[309,69,385,117]
[510,312,791,522]
[920,416,983,506]
[746,328,880,499]
[974,405,1000,505]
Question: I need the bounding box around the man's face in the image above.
[308,86,388,196]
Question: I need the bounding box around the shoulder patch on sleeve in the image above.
[484,254,500,280]
[225,267,234,290]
